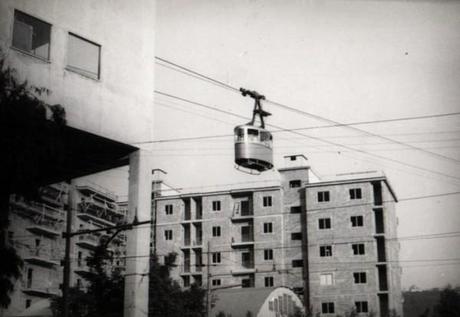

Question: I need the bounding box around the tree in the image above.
[51,244,124,317]
[148,253,206,317]
[0,56,66,308]
[434,286,460,317]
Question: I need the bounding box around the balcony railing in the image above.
[26,220,61,238]
[10,198,65,221]
[76,234,100,250]
[23,247,60,267]
[77,204,125,226]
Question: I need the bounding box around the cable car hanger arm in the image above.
[239,87,271,128]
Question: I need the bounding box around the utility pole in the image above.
[60,180,152,317]
[62,180,74,317]
[206,241,211,317]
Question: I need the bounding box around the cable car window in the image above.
[235,128,245,142]
[247,129,259,142]
[260,131,270,141]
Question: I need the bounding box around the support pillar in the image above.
[124,150,152,317]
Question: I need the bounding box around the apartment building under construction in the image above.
[3,183,127,317]
[153,155,403,317]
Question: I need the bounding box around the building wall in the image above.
[279,167,311,293]
[3,183,127,317]
[153,173,403,317]
[154,187,286,289]
[0,0,155,145]
[305,179,402,316]
[4,199,64,316]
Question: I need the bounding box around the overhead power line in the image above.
[155,56,460,164]
[147,100,460,144]
[151,90,460,184]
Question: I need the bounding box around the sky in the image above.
[87,0,460,290]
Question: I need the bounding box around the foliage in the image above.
[148,253,206,317]
[51,244,124,317]
[0,246,22,308]
[0,56,66,308]
[434,285,460,317]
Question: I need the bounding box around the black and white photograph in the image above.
[1,1,459,317]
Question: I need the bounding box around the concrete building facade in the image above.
[0,2,155,316]
[153,155,403,317]
[305,175,402,316]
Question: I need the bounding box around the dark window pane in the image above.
[13,11,51,59]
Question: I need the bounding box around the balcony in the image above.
[231,227,254,248]
[10,198,65,221]
[22,287,59,298]
[76,205,124,226]
[74,266,94,279]
[231,266,256,275]
[39,184,67,207]
[192,239,203,248]
[26,220,61,238]
[231,240,254,248]
[232,253,255,275]
[231,201,253,221]
[23,248,59,267]
[76,234,100,250]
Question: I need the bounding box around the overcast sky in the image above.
[88,0,460,290]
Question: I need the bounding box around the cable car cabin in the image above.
[234,124,273,172]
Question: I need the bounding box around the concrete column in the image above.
[124,149,152,317]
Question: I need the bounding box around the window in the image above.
[212,226,221,237]
[320,273,333,286]
[263,222,273,233]
[290,206,301,214]
[318,218,331,230]
[264,249,273,260]
[263,196,272,207]
[67,33,101,79]
[292,259,303,268]
[289,180,301,188]
[212,252,221,263]
[212,200,221,211]
[351,215,364,227]
[265,276,274,287]
[355,301,368,313]
[12,10,51,60]
[77,251,82,267]
[27,268,33,288]
[291,232,302,240]
[165,204,173,215]
[322,302,335,314]
[76,278,81,289]
[290,155,297,161]
[164,253,176,266]
[320,245,332,257]
[353,272,367,284]
[350,188,362,200]
[242,278,252,288]
[317,191,330,202]
[164,230,173,240]
[212,279,221,286]
[236,128,245,142]
[183,276,190,287]
[352,243,365,255]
